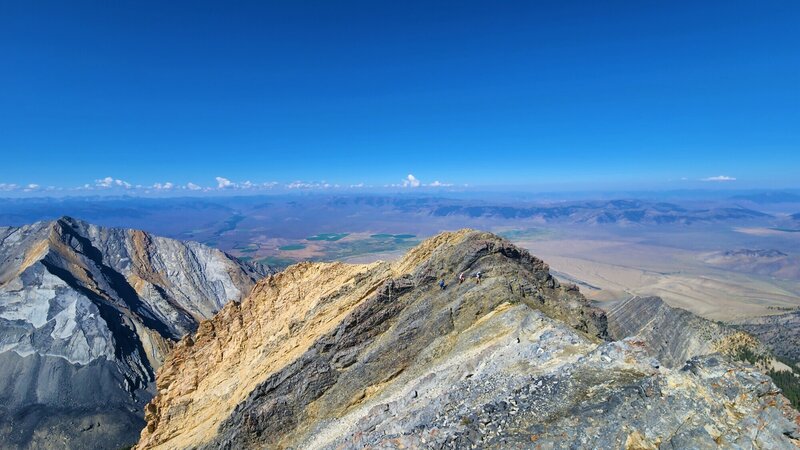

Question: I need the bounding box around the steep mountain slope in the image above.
[0,217,271,449]
[606,296,770,368]
[608,296,800,412]
[734,310,800,363]
[138,230,799,449]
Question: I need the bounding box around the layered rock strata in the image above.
[0,217,270,449]
[138,230,799,449]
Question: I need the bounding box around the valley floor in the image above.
[526,237,800,321]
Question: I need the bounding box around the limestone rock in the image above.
[136,230,798,449]
[0,217,271,449]
[606,296,769,368]
[734,310,800,363]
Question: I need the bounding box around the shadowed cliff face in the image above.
[734,310,800,363]
[137,230,799,450]
[0,217,271,450]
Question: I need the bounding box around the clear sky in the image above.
[1,1,798,195]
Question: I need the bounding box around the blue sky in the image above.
[1,1,798,195]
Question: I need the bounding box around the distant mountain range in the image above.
[0,217,271,449]
[701,249,800,280]
[426,199,771,224]
[329,196,775,223]
[730,191,800,204]
[0,195,780,232]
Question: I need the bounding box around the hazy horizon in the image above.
[2,179,800,199]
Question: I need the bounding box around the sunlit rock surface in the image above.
[0,217,271,449]
[137,230,798,449]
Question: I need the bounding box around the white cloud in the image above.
[402,174,421,188]
[286,181,333,189]
[287,181,312,189]
[187,179,279,191]
[216,176,235,189]
[22,183,40,192]
[701,175,736,182]
[393,174,453,188]
[350,183,365,188]
[427,180,453,187]
[239,180,279,189]
[0,183,19,191]
[95,176,132,189]
[152,182,174,190]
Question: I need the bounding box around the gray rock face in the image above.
[734,310,800,363]
[0,216,271,449]
[605,296,747,368]
[321,345,798,450]
[137,230,799,450]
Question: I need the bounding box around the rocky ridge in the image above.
[0,217,271,449]
[734,310,800,363]
[606,296,772,368]
[137,230,799,449]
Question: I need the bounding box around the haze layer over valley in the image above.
[4,192,799,323]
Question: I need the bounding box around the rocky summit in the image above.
[0,217,271,450]
[137,230,799,449]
